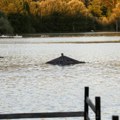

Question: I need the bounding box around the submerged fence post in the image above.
[95,97,101,120]
[112,116,119,120]
[84,87,89,120]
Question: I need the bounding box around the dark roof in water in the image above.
[46,53,85,66]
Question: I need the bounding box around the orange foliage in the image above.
[40,0,67,16]
[0,0,120,24]
[67,0,88,16]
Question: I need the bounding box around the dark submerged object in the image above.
[0,56,4,58]
[46,53,85,66]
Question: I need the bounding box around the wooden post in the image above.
[112,116,119,120]
[84,87,89,120]
[95,97,101,120]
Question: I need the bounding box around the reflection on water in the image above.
[0,36,120,120]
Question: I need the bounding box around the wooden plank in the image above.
[87,116,90,120]
[0,111,84,119]
[86,113,90,120]
[112,116,119,120]
[84,87,89,120]
[95,97,101,120]
[86,97,95,113]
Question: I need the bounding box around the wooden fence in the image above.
[0,87,119,120]
[84,87,101,120]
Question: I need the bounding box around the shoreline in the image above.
[0,41,120,44]
[45,40,120,44]
[1,32,120,38]
[22,32,120,38]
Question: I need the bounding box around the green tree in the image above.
[0,17,13,34]
[8,13,35,33]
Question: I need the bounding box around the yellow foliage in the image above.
[0,0,10,13]
[0,0,119,24]
[99,16,109,24]
[113,3,120,16]
[88,0,102,17]
[29,2,40,15]
[109,2,120,22]
[40,0,67,16]
[67,0,88,16]
[7,3,17,13]
[0,0,24,14]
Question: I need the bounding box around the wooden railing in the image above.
[84,87,101,120]
[0,87,119,120]
[0,112,84,119]
[112,116,119,120]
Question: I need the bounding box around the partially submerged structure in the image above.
[46,53,85,66]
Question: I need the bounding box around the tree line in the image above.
[0,0,120,34]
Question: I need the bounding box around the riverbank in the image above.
[22,32,120,38]
[43,40,120,44]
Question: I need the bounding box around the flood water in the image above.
[0,36,120,120]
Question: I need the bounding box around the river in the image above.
[0,36,120,120]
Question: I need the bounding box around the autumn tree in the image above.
[0,0,119,33]
[109,2,120,31]
[88,0,102,17]
[39,0,67,16]
[67,0,88,16]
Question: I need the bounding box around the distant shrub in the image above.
[0,17,14,34]
[8,13,35,34]
[0,11,13,34]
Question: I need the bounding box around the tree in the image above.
[39,0,67,16]
[88,0,102,17]
[67,0,88,16]
[8,13,35,33]
[109,2,120,31]
[0,17,13,34]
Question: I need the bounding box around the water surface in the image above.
[0,36,120,120]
